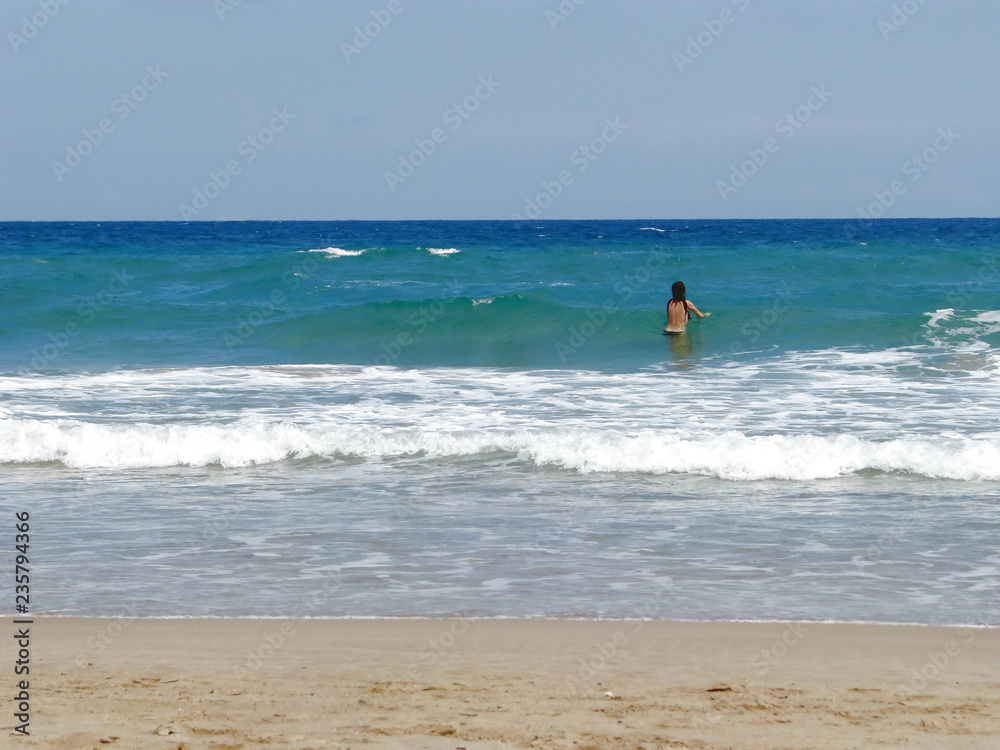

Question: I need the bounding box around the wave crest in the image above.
[3,419,998,480]
[307,247,365,257]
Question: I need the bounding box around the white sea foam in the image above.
[639,227,667,232]
[3,417,999,479]
[924,308,955,327]
[307,247,365,257]
[426,247,460,255]
[970,310,1000,336]
[3,345,999,477]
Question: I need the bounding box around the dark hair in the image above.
[670,281,689,321]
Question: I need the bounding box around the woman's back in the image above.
[664,280,709,334]
[664,299,691,333]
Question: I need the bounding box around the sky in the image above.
[2,0,998,221]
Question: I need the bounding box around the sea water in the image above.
[1,219,998,623]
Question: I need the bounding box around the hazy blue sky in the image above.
[3,0,998,220]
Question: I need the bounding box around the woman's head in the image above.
[671,281,686,302]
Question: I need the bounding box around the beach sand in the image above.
[8,618,1000,749]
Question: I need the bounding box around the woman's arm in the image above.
[686,300,710,318]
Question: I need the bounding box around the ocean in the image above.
[2,219,998,624]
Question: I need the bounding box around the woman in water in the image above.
[664,280,710,334]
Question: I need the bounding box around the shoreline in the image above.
[7,617,999,748]
[18,612,1000,628]
[22,611,1000,628]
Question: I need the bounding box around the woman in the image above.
[664,280,709,334]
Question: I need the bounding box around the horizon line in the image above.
[2,216,996,224]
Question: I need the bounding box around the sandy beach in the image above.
[5,617,998,749]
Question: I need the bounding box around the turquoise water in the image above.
[4,219,998,371]
[1,219,999,622]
